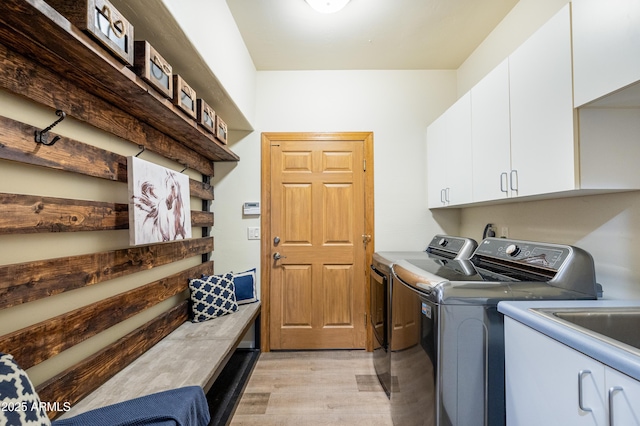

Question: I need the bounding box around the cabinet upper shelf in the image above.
[0,0,241,162]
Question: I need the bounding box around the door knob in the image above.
[274,236,280,245]
[273,252,287,260]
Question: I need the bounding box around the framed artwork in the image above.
[127,156,192,245]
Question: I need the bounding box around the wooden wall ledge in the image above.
[0,237,214,310]
[0,0,239,162]
[0,193,213,234]
[0,114,215,199]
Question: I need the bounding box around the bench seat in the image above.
[59,302,261,419]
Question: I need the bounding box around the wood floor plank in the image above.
[263,392,391,415]
[230,350,392,426]
[230,413,393,426]
[242,372,359,393]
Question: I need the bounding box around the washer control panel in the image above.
[426,235,477,259]
[474,238,571,270]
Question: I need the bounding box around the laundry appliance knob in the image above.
[505,244,521,257]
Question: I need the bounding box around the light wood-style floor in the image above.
[230,351,393,425]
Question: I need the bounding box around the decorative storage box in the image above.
[196,99,215,134]
[215,115,228,145]
[47,0,134,65]
[134,41,173,99]
[172,75,197,119]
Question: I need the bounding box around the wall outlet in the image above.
[501,226,509,238]
[247,227,260,240]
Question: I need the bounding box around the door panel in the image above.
[268,136,367,350]
[282,184,312,244]
[323,184,353,244]
[323,265,354,326]
[280,265,312,327]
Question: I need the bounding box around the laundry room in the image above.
[1,0,639,425]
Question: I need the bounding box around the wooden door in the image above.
[261,132,373,350]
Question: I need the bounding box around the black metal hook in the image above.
[34,110,66,146]
[135,145,146,157]
[180,164,189,173]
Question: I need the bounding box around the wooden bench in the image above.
[58,302,261,419]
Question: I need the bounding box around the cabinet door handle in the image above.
[608,386,624,426]
[500,172,508,194]
[440,188,446,204]
[445,187,450,204]
[578,370,592,412]
[510,170,519,191]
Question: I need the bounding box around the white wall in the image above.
[459,193,640,300]
[163,0,257,125]
[211,70,462,288]
[457,0,569,95]
[208,0,640,302]
[258,70,464,250]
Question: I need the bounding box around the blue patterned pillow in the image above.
[189,273,238,322]
[233,268,258,305]
[0,353,51,426]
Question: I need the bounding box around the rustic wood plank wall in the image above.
[38,302,190,416]
[0,37,223,418]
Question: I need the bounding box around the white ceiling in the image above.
[226,0,519,70]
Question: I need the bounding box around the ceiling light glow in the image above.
[305,0,350,14]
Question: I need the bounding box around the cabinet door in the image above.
[606,367,640,426]
[504,318,606,425]
[427,113,448,208]
[572,0,640,107]
[445,92,472,206]
[471,59,511,202]
[427,93,472,208]
[509,4,576,198]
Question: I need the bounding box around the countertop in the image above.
[498,300,640,381]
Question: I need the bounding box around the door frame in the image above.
[260,132,375,352]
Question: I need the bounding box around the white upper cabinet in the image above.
[572,0,640,107]
[427,93,473,208]
[426,2,640,209]
[471,59,512,202]
[445,93,473,206]
[427,113,448,207]
[508,4,576,198]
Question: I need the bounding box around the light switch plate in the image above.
[247,227,260,240]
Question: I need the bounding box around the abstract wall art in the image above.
[127,156,192,245]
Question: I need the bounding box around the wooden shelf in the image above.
[109,0,254,136]
[0,0,240,162]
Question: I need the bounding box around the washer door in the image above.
[370,265,387,347]
[370,265,390,398]
[390,280,438,426]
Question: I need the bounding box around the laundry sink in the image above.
[533,307,640,356]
